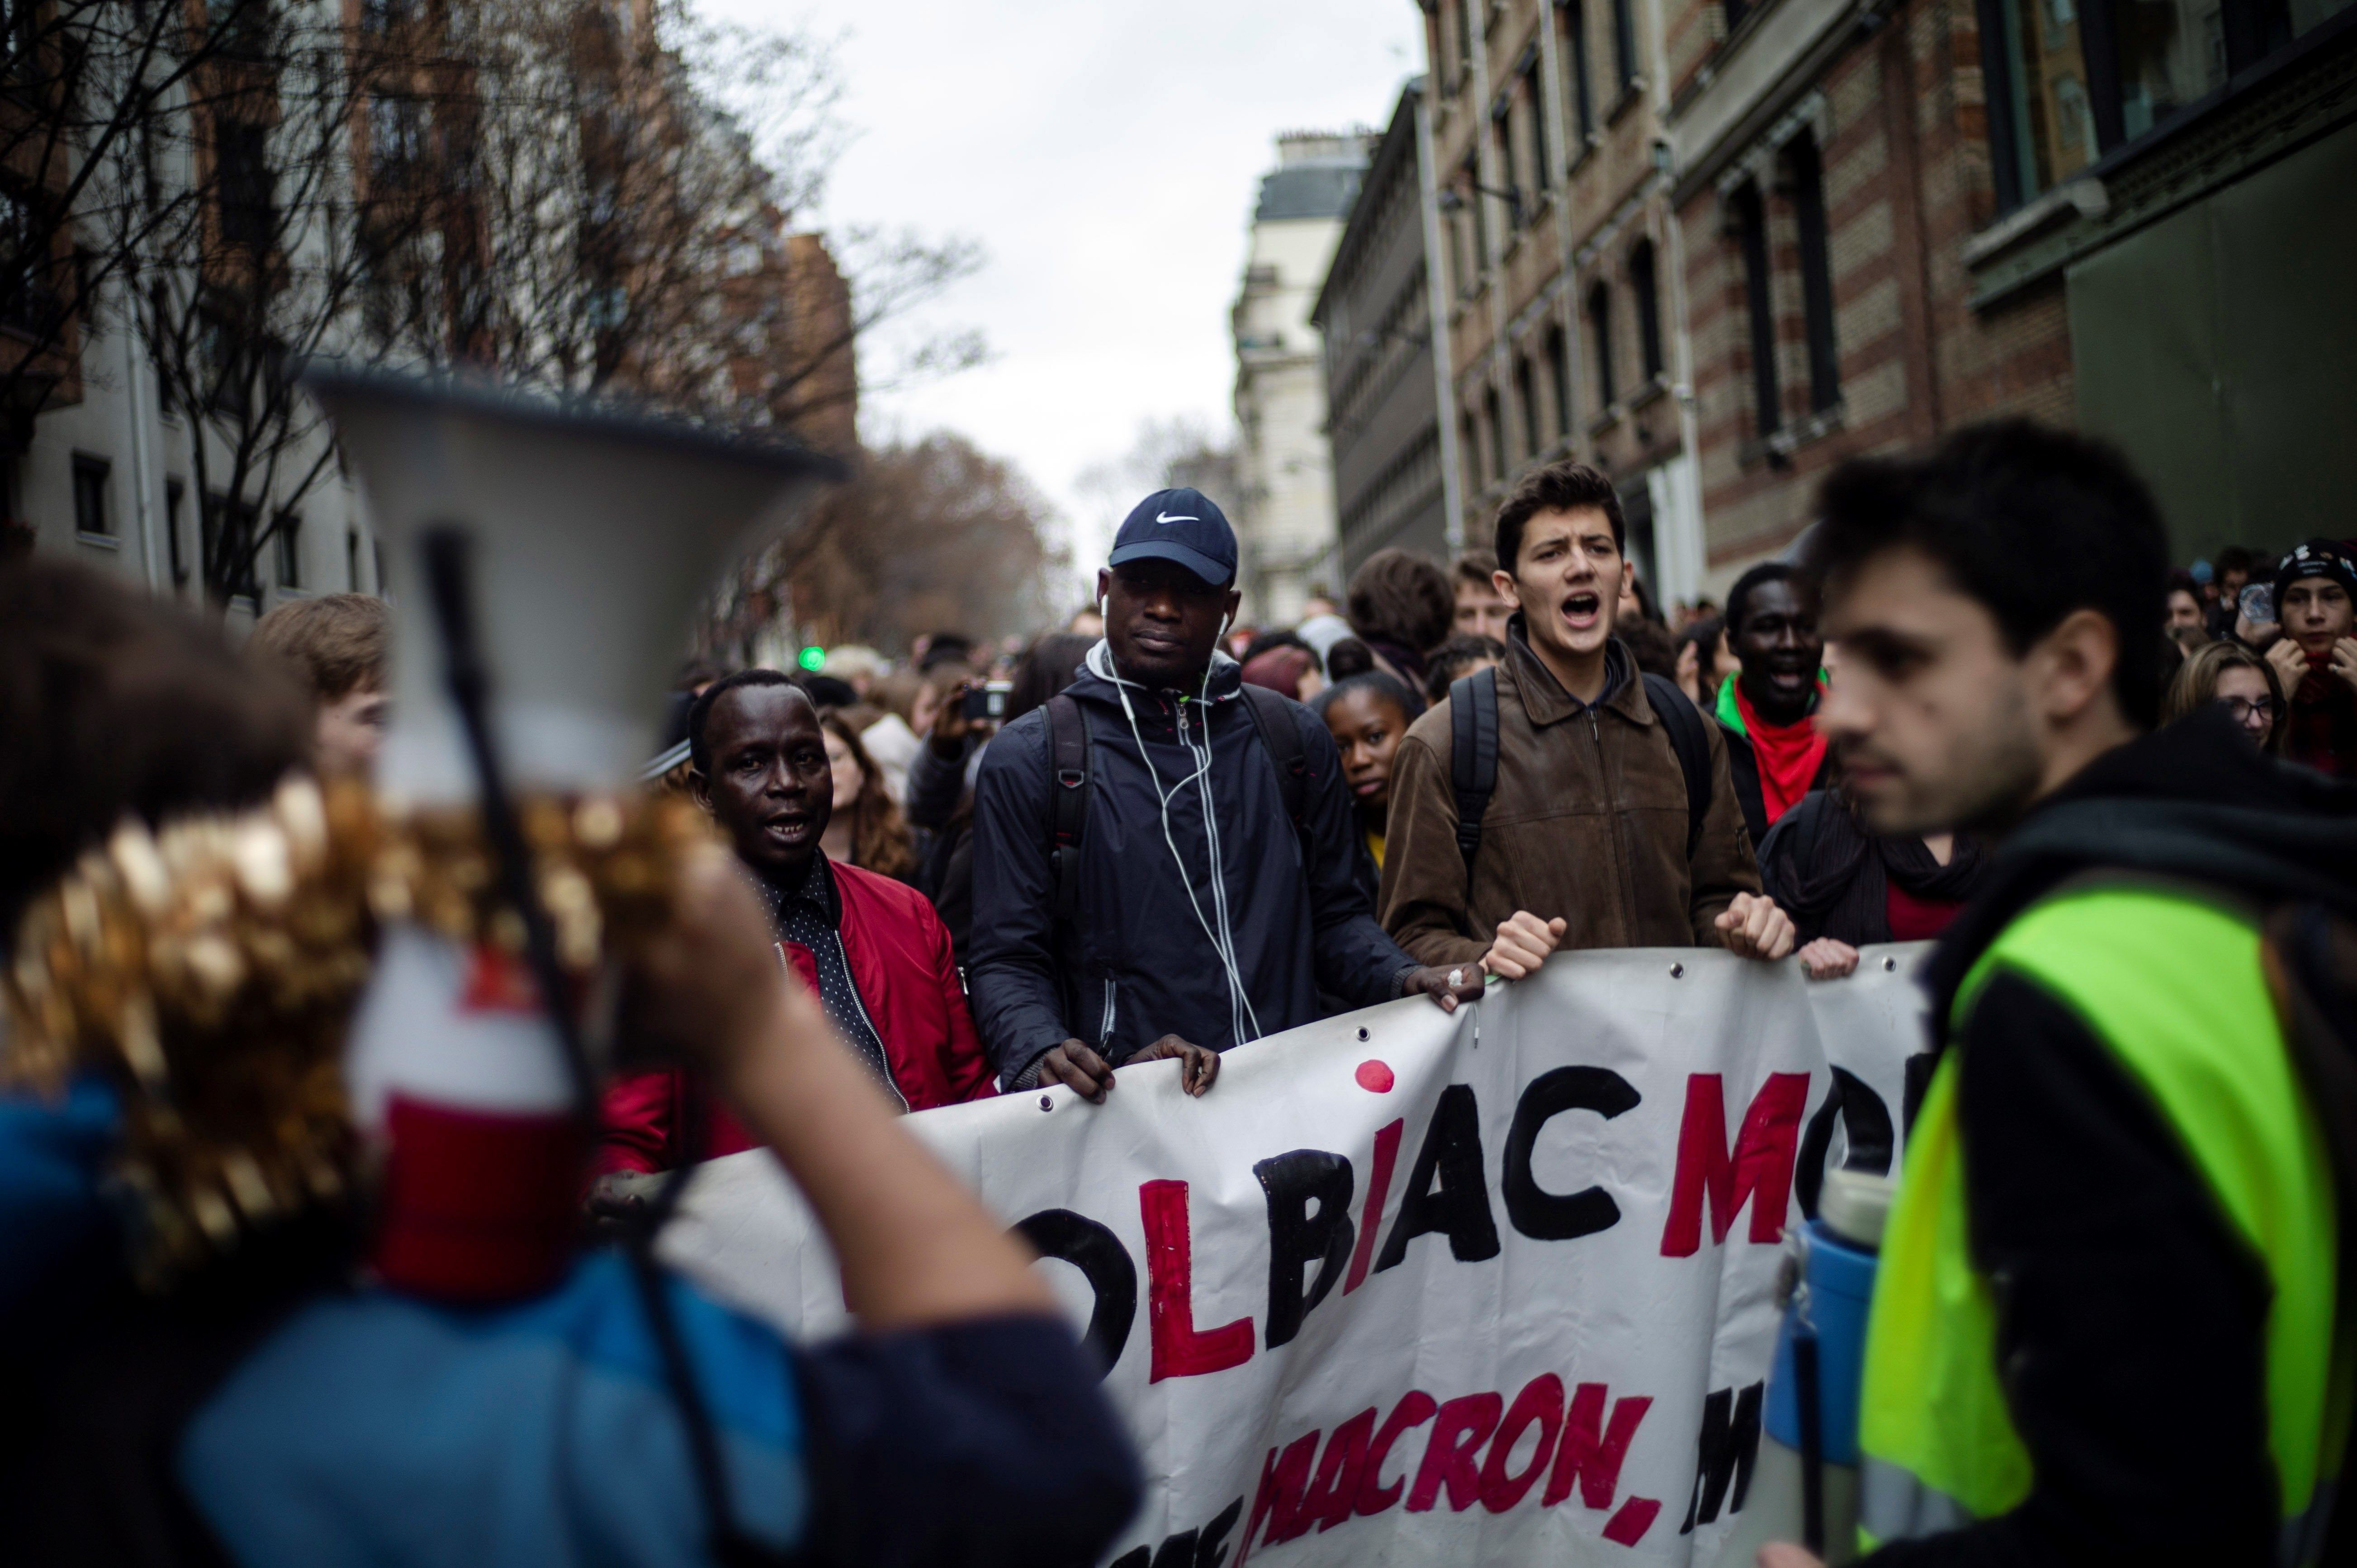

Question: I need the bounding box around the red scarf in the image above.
[1734,681,1828,824]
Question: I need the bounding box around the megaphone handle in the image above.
[418,526,598,1119]
[1793,1325,1826,1554]
[421,525,760,1556]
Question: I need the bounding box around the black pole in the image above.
[1795,1325,1827,1555]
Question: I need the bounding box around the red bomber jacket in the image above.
[597,860,995,1174]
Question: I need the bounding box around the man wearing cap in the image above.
[966,489,1484,1100]
[2262,538,2357,779]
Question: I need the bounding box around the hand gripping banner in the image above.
[663,944,1933,1566]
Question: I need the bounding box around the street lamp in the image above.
[1438,181,1524,230]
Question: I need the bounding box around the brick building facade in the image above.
[1417,0,2357,600]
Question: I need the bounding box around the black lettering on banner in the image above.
[1110,1497,1244,1568]
[1794,1067,1894,1219]
[1903,1051,1938,1137]
[1255,1150,1357,1349]
[1374,1085,1501,1271]
[1013,1208,1136,1377]
[1679,1381,1762,1532]
[1194,1497,1244,1568]
[1503,1066,1641,1240]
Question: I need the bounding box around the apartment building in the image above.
[1314,83,1458,581]
[1232,131,1370,625]
[1424,0,1712,602]
[1420,0,2356,597]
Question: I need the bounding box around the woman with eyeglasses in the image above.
[2162,638,2286,754]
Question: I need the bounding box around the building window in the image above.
[1559,0,1596,143]
[1492,104,1520,227]
[166,478,187,585]
[273,512,302,590]
[1546,323,1573,436]
[1786,133,1841,411]
[369,95,428,184]
[347,527,362,591]
[1522,62,1551,192]
[1483,386,1506,481]
[1724,0,1751,33]
[1733,182,1780,438]
[1459,152,1488,273]
[1587,282,1616,410]
[215,120,275,255]
[1976,0,2331,213]
[204,495,262,604]
[1612,0,1640,91]
[1516,355,1541,460]
[1629,239,1665,383]
[72,454,110,537]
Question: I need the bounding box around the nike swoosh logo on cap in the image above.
[1155,511,1199,525]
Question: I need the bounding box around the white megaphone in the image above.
[308,368,842,1301]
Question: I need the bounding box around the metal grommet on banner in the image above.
[1357,1026,1370,1042]
[1883,957,1898,972]
[1038,1096,1053,1112]
[1670,962,1685,979]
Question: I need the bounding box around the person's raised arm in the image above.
[634,844,1052,1328]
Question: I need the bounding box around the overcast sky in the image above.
[699,0,1422,577]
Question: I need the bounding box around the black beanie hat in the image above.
[2273,538,2357,604]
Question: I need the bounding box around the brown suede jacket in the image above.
[1377,626,1761,968]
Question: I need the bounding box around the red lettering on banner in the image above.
[1342,1117,1403,1295]
[1543,1382,1652,1508]
[1353,1390,1439,1516]
[1406,1391,1504,1513]
[1236,1445,1280,1568]
[1604,1495,1663,1544]
[1304,1407,1376,1533]
[1478,1374,1567,1512]
[1659,1072,1809,1256]
[1140,1179,1254,1381]
[1259,1429,1324,1548]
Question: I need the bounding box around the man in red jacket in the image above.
[599,671,994,1178]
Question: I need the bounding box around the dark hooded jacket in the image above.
[1864,708,2357,1568]
[967,642,1419,1088]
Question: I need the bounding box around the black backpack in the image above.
[1042,684,1310,923]
[1446,665,1712,875]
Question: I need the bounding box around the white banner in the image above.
[664,944,1933,1567]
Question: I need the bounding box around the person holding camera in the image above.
[966,490,1483,1103]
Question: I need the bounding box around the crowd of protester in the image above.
[1,411,2352,1566]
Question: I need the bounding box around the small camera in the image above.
[962,680,1012,722]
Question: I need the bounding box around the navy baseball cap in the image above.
[1108,487,1238,587]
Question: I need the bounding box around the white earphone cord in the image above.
[1104,619,1261,1045]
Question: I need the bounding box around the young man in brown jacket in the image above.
[1377,462,1796,976]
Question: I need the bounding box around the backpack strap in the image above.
[1044,694,1090,922]
[1238,683,1311,850]
[1448,666,1500,876]
[1642,671,1712,859]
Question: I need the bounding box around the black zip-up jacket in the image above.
[967,643,1419,1088]
[1866,708,2357,1568]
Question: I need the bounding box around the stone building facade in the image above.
[1314,84,1458,581]
[1232,131,1370,625]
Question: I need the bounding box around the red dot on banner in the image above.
[1355,1060,1395,1093]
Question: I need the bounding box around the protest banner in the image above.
[663,943,1933,1567]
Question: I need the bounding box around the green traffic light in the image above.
[798,646,826,671]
